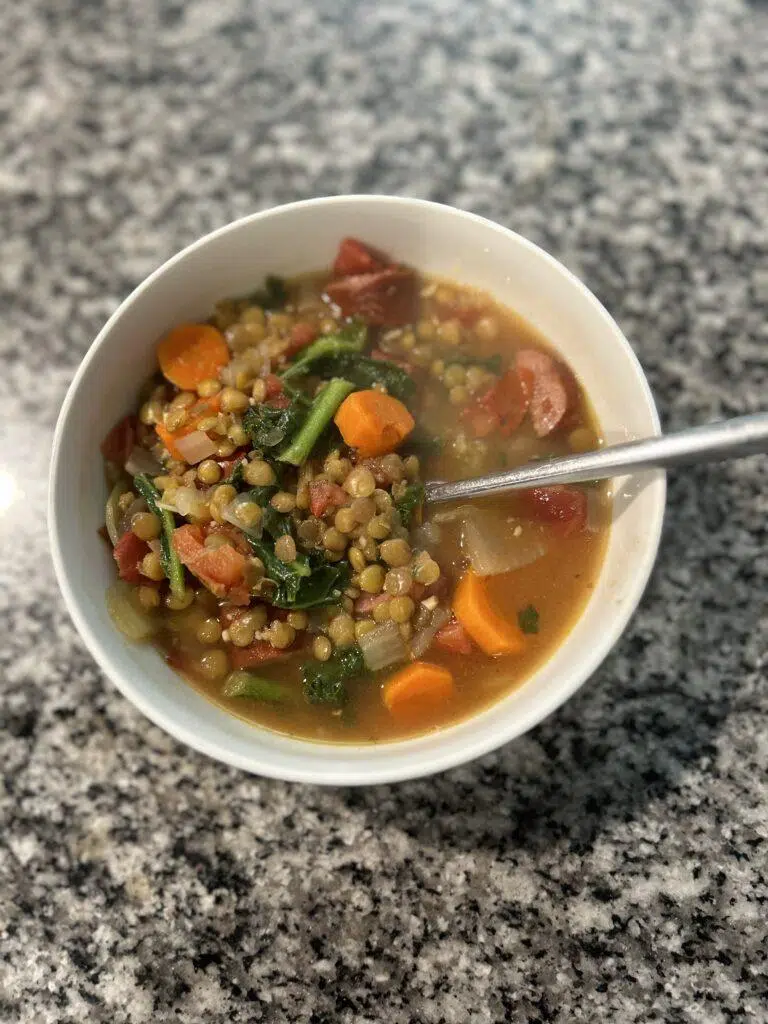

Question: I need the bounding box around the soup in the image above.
[100,237,609,742]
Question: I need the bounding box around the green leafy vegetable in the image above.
[396,482,425,528]
[250,275,287,310]
[242,399,305,452]
[518,605,540,635]
[247,536,350,610]
[223,458,246,489]
[281,322,367,382]
[133,474,185,599]
[278,378,355,466]
[222,671,290,703]
[310,352,416,403]
[401,428,441,459]
[302,644,367,706]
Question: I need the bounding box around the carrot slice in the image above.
[334,389,415,458]
[157,323,230,390]
[453,569,526,657]
[382,661,455,714]
[154,394,221,461]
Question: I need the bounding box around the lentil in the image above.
[244,459,276,486]
[198,649,229,680]
[131,511,161,541]
[197,460,221,485]
[344,466,376,498]
[271,491,297,513]
[220,387,250,414]
[270,621,296,650]
[328,613,355,647]
[323,527,347,553]
[138,585,160,611]
[389,596,415,623]
[196,617,222,644]
[366,514,391,540]
[359,564,385,594]
[313,636,332,662]
[140,551,165,581]
[379,538,411,567]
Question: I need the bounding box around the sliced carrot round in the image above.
[157,323,230,390]
[453,569,525,657]
[382,661,455,715]
[334,389,414,458]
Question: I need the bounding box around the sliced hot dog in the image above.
[325,267,417,327]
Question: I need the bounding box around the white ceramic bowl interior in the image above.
[49,196,665,784]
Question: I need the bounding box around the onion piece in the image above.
[411,519,442,550]
[462,511,548,576]
[174,430,217,465]
[410,605,451,660]
[169,485,211,520]
[358,620,408,671]
[432,504,477,525]
[223,493,265,539]
[105,581,158,641]
[105,480,129,546]
[125,445,163,477]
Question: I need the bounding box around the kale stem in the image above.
[278,378,355,466]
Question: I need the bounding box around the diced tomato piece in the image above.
[355,592,391,616]
[308,480,348,517]
[230,641,292,669]
[112,530,150,583]
[285,321,319,358]
[515,349,569,437]
[333,237,386,277]
[434,618,474,655]
[325,267,417,327]
[521,486,587,536]
[463,369,530,438]
[263,373,284,399]
[173,523,247,598]
[101,415,137,465]
[267,393,291,409]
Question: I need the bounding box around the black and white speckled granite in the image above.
[2,0,767,1020]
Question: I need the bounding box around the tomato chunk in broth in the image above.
[100,238,610,744]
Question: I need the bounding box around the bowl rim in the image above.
[49,195,666,784]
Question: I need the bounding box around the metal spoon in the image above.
[424,412,768,505]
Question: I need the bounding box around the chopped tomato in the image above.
[325,267,417,327]
[333,237,386,277]
[521,486,587,536]
[101,415,137,465]
[264,373,284,399]
[217,450,248,478]
[434,618,474,655]
[267,393,291,410]
[172,523,248,599]
[308,480,348,517]
[230,641,292,669]
[463,369,529,438]
[113,530,149,583]
[285,321,319,357]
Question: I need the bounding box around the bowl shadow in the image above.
[334,462,761,855]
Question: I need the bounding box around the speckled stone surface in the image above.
[2,0,767,1020]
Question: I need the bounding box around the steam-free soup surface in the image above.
[101,237,609,743]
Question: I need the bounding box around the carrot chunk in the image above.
[383,661,455,715]
[157,323,230,390]
[453,569,526,657]
[334,389,414,458]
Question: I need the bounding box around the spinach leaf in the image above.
[518,605,540,634]
[223,458,246,489]
[133,474,185,599]
[311,352,415,403]
[302,644,366,706]
[242,399,305,452]
[395,482,425,529]
[250,275,287,309]
[280,321,367,382]
[247,537,350,610]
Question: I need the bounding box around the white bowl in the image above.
[49,196,665,785]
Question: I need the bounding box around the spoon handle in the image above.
[424,412,768,505]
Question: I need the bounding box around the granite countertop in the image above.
[2,0,767,1020]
